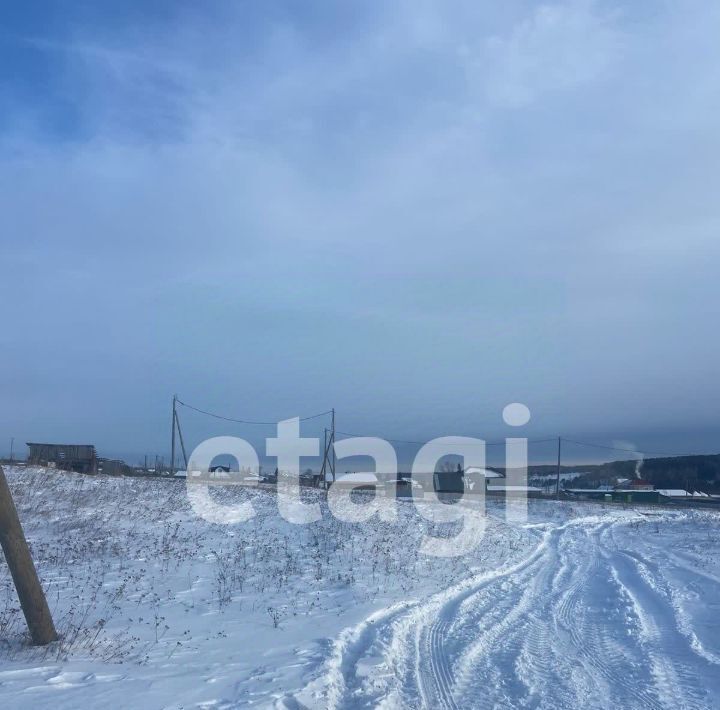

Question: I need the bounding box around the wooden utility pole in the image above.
[0,465,57,645]
[170,394,177,477]
[320,428,330,490]
[175,405,188,469]
[331,408,336,483]
[555,437,562,499]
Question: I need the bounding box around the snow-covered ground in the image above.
[1,467,719,709]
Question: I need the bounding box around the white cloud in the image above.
[1,1,720,450]
[481,0,622,107]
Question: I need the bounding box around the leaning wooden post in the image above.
[0,464,57,645]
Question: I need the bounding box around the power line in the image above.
[171,399,710,460]
[335,430,557,447]
[175,399,332,425]
[560,438,703,459]
[334,432,710,459]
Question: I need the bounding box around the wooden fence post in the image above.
[0,464,57,645]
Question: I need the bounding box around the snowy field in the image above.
[1,467,719,709]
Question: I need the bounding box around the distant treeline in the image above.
[498,454,720,492]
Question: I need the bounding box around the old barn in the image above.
[26,442,97,474]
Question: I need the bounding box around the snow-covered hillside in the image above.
[1,467,719,709]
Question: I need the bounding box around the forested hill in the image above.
[508,454,720,492]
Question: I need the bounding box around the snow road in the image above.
[298,512,720,709]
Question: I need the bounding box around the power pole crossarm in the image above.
[0,465,57,645]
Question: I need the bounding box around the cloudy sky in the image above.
[1,0,719,464]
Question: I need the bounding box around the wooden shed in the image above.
[26,443,97,474]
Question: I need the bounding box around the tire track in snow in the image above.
[299,526,549,709]
[622,546,720,668]
[554,522,663,709]
[607,544,720,709]
[297,510,720,709]
[300,600,421,709]
[601,517,720,709]
[453,553,558,707]
[524,523,605,704]
[457,520,633,707]
[425,619,457,710]
[415,529,552,709]
[451,518,614,707]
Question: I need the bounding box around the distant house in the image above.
[26,442,97,474]
[433,469,465,493]
[433,467,513,494]
[209,465,231,474]
[612,477,660,503]
[620,479,654,491]
[465,468,504,492]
